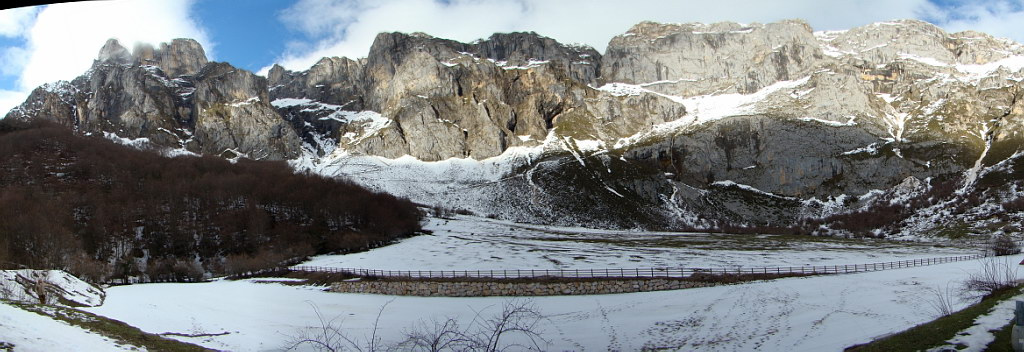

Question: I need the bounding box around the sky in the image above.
[1,0,1024,115]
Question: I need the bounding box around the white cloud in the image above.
[0,90,28,117]
[0,0,210,116]
[19,0,211,91]
[0,6,39,38]
[271,0,937,71]
[926,0,1024,41]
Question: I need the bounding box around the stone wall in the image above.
[330,279,717,297]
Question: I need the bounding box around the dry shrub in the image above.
[961,257,1020,299]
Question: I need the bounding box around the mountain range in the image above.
[7,18,1024,239]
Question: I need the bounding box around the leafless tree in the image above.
[288,299,550,352]
[397,317,467,352]
[284,299,393,352]
[398,299,549,352]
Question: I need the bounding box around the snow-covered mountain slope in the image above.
[9,19,1024,235]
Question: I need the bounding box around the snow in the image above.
[494,58,550,70]
[228,97,260,107]
[899,53,950,67]
[955,55,1024,81]
[270,98,313,108]
[796,116,857,127]
[594,82,646,96]
[841,143,883,156]
[102,132,150,149]
[83,254,1022,351]
[300,215,977,271]
[270,97,389,143]
[962,122,996,191]
[606,76,812,149]
[289,131,561,213]
[1,270,104,307]
[0,301,136,351]
[890,52,1024,83]
[712,180,798,200]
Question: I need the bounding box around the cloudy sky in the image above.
[0,0,1023,114]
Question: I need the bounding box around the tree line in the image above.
[0,119,423,283]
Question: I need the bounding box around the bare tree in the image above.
[398,299,549,352]
[397,317,466,352]
[285,299,393,352]
[288,299,550,352]
[467,299,548,352]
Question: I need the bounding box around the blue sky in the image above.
[1,0,1024,114]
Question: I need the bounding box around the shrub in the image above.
[990,234,1021,256]
[961,257,1019,299]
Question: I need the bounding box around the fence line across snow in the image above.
[290,253,992,279]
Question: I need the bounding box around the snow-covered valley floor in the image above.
[302,215,981,270]
[6,216,1008,351]
[83,254,1024,351]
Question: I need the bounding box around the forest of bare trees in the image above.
[0,119,423,283]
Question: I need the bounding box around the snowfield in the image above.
[302,216,980,270]
[0,301,136,351]
[82,254,1024,351]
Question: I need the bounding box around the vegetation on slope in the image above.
[0,119,423,283]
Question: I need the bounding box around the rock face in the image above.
[602,20,826,95]
[7,38,300,160]
[8,20,1024,233]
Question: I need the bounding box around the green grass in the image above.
[933,221,974,240]
[846,286,1022,352]
[13,303,211,351]
[986,320,1015,352]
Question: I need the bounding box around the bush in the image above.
[961,257,1019,299]
[991,235,1021,256]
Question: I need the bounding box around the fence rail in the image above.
[291,253,991,279]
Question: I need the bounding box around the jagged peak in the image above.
[96,38,132,64]
[93,37,209,78]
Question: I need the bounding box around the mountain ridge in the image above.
[7,19,1024,237]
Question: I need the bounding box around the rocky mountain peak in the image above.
[131,38,208,77]
[96,38,132,64]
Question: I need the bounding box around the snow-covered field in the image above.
[81,254,1024,351]
[0,301,136,351]
[4,216,1002,351]
[301,215,981,270]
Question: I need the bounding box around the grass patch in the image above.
[933,221,973,240]
[986,320,1014,352]
[846,286,1022,352]
[13,303,211,351]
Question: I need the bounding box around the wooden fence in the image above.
[291,253,991,279]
